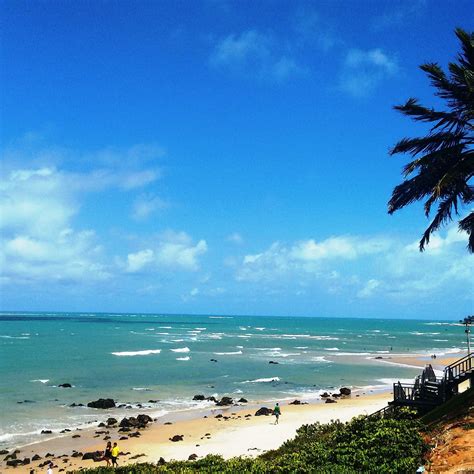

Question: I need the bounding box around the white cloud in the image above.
[227,232,244,245]
[210,30,301,82]
[357,279,381,298]
[125,231,208,273]
[126,249,155,272]
[132,194,167,220]
[340,48,398,97]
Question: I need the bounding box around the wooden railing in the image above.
[444,352,473,381]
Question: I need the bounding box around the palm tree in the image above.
[388,28,474,252]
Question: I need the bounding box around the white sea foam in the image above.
[242,377,280,383]
[132,387,151,391]
[171,347,190,353]
[272,352,301,358]
[156,332,169,335]
[325,347,339,351]
[213,350,242,355]
[145,328,155,331]
[433,339,448,342]
[255,327,266,331]
[176,356,190,361]
[31,379,49,384]
[208,335,222,339]
[209,316,233,319]
[255,347,281,351]
[172,339,184,342]
[312,356,333,363]
[295,346,308,349]
[335,352,371,356]
[195,327,207,330]
[0,335,30,339]
[112,349,161,356]
[159,326,172,329]
[236,345,244,349]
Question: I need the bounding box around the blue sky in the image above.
[1,0,473,319]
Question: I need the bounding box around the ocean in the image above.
[0,311,466,449]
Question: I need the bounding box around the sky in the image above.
[0,0,473,319]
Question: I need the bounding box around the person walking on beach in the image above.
[46,462,53,474]
[111,442,120,467]
[103,441,112,466]
[273,402,281,424]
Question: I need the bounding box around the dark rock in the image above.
[4,453,16,461]
[32,454,41,461]
[106,417,118,426]
[59,383,72,388]
[129,432,141,438]
[158,457,166,465]
[72,434,81,438]
[164,422,172,425]
[216,396,233,406]
[22,458,30,465]
[81,451,101,461]
[289,399,301,405]
[169,434,184,442]
[237,398,248,403]
[0,450,8,455]
[188,454,198,461]
[87,398,115,409]
[119,436,128,440]
[97,422,106,428]
[255,407,273,416]
[148,399,159,403]
[340,387,351,396]
[332,393,341,398]
[320,392,330,398]
[6,459,23,467]
[41,430,52,434]
[192,394,205,401]
[71,452,82,458]
[325,398,337,403]
[70,403,84,407]
[269,361,279,364]
[118,427,130,432]
[103,436,111,440]
[137,414,153,425]
[129,454,146,460]
[45,453,54,458]
[215,414,223,418]
[210,358,218,362]
[375,356,383,359]
[205,396,217,402]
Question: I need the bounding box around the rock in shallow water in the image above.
[87,398,116,409]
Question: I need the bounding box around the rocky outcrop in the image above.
[325,398,337,403]
[193,394,205,401]
[255,407,273,416]
[237,398,248,403]
[216,396,233,406]
[81,451,102,461]
[87,398,115,409]
[59,383,72,388]
[169,434,183,442]
[340,387,351,396]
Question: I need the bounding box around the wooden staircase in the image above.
[388,352,474,414]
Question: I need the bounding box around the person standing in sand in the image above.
[273,402,281,424]
[46,462,53,474]
[111,442,120,467]
[103,441,112,466]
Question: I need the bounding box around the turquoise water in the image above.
[0,312,466,449]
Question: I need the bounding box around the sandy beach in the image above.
[0,391,391,473]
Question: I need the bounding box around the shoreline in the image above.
[0,390,392,473]
[1,352,466,472]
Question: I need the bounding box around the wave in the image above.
[195,327,207,330]
[159,326,172,329]
[31,379,49,384]
[132,387,151,391]
[271,352,301,358]
[171,347,190,353]
[335,352,371,356]
[0,335,30,339]
[176,356,190,361]
[112,349,161,356]
[172,339,184,342]
[324,347,339,351]
[433,339,449,342]
[213,350,242,355]
[209,316,233,319]
[208,335,222,339]
[255,347,281,351]
[295,346,308,349]
[255,327,266,331]
[312,356,333,363]
[242,377,280,383]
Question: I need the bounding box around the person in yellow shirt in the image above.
[111,442,120,467]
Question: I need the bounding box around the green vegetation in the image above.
[388,28,474,252]
[80,413,427,473]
